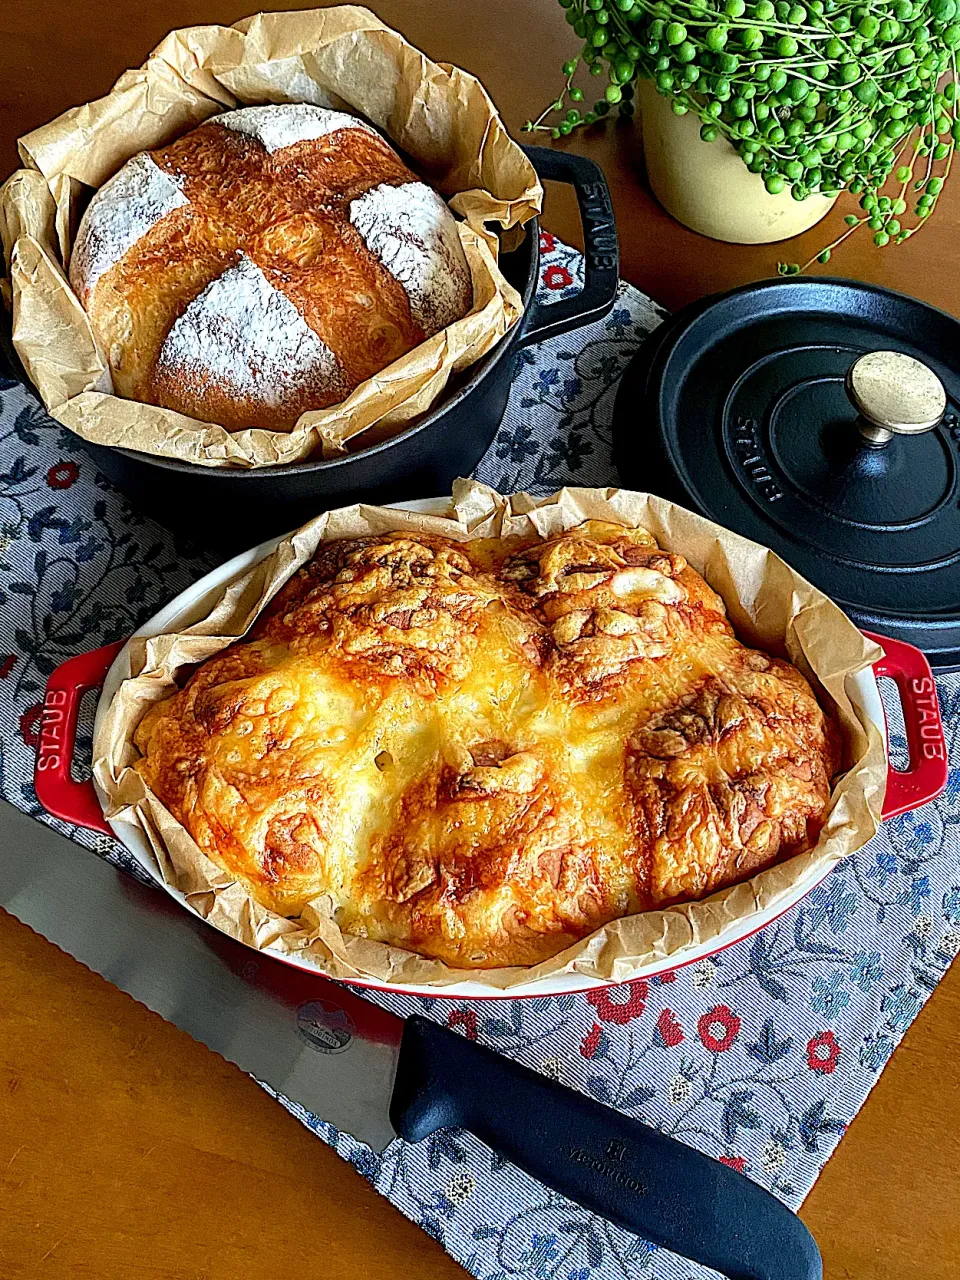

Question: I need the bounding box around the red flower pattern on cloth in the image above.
[720,1155,747,1174]
[45,460,79,490]
[655,1008,685,1047]
[543,264,573,291]
[580,1023,605,1059]
[587,980,648,1025]
[697,1004,742,1053]
[447,1009,478,1041]
[807,1030,840,1074]
[0,656,16,679]
[19,704,43,749]
[656,970,677,984]
[539,230,557,254]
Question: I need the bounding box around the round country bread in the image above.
[68,105,473,433]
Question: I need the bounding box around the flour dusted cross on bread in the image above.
[350,182,478,334]
[68,105,473,433]
[218,103,378,152]
[69,155,188,303]
[153,254,345,426]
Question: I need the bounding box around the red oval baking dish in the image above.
[33,628,947,999]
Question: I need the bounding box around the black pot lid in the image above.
[613,277,960,671]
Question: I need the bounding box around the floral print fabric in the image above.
[1,235,957,1279]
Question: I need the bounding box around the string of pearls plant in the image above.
[525,0,959,270]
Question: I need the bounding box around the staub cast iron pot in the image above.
[1,147,618,548]
[612,276,960,671]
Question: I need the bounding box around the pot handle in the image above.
[518,145,620,347]
[34,641,125,836]
[863,631,949,819]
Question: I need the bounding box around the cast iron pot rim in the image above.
[98,217,540,482]
[652,273,960,342]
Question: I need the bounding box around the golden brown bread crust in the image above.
[69,107,472,432]
[134,523,841,968]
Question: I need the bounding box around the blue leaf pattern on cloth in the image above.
[1,233,958,1279]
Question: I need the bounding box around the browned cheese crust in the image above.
[134,523,841,968]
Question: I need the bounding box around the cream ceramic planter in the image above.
[638,79,838,244]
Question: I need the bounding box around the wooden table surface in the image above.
[2,2,960,1277]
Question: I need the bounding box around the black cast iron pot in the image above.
[1,146,618,549]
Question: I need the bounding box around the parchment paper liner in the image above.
[93,481,887,990]
[0,6,541,465]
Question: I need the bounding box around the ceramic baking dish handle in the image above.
[864,631,949,820]
[519,145,619,346]
[33,630,949,833]
[33,640,125,836]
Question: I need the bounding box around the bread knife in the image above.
[0,800,821,1280]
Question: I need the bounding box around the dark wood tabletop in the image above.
[2,3,960,1277]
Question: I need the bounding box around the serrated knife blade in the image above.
[0,800,402,1150]
[0,799,823,1280]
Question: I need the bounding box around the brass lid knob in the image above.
[846,350,947,447]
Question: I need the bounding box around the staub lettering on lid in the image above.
[732,415,784,504]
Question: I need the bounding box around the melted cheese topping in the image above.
[134,524,841,969]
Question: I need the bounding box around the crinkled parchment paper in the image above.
[0,6,541,464]
[92,482,887,990]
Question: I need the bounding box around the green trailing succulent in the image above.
[525,0,959,271]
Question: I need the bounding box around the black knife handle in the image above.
[390,1016,821,1280]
